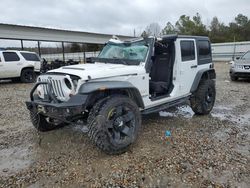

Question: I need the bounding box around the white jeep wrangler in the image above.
[26,35,216,154]
[0,50,41,83]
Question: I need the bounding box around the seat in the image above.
[150,53,171,95]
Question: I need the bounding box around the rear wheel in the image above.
[190,79,216,115]
[30,110,64,132]
[87,96,141,154]
[20,69,36,83]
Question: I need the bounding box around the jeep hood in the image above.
[47,63,145,80]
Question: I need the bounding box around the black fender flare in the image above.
[190,68,216,93]
[79,81,144,108]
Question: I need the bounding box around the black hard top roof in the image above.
[161,34,209,41]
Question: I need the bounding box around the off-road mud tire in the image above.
[230,75,238,81]
[30,110,64,132]
[190,79,216,115]
[87,96,141,155]
[20,69,36,83]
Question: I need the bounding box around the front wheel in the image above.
[230,75,238,81]
[87,96,141,155]
[190,79,216,115]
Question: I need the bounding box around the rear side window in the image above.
[180,41,195,61]
[3,52,20,62]
[21,52,40,61]
[198,40,211,60]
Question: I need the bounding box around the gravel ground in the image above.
[0,62,249,188]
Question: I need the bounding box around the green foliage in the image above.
[141,30,148,37]
[70,43,81,52]
[142,13,250,43]
[85,44,103,52]
[162,22,176,35]
[175,13,208,36]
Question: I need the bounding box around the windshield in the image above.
[242,51,250,60]
[97,40,149,65]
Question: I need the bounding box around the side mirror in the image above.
[236,57,240,60]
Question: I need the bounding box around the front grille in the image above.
[41,78,65,100]
[37,74,74,102]
[234,72,250,78]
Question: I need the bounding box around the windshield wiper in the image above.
[112,57,129,65]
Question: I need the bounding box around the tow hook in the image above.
[37,105,46,113]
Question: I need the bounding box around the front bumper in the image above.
[230,68,250,78]
[26,82,88,120]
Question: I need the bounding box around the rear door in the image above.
[177,39,198,95]
[1,52,21,78]
[20,52,41,72]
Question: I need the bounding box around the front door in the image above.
[1,52,21,78]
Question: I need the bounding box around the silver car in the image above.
[230,51,250,81]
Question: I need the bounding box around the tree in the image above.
[161,22,176,35]
[145,23,161,37]
[175,13,208,36]
[192,13,208,36]
[235,14,248,27]
[175,15,195,35]
[141,30,148,37]
[234,14,250,41]
[86,44,102,52]
[209,17,229,43]
[210,17,220,32]
[70,43,81,52]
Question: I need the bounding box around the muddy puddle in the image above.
[159,104,250,126]
[0,145,34,177]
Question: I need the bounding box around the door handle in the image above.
[191,65,197,68]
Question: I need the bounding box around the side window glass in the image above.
[242,52,250,59]
[180,41,195,62]
[198,40,211,60]
[21,52,40,61]
[3,52,20,62]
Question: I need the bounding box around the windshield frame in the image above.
[94,38,151,65]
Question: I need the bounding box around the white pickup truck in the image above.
[0,50,41,83]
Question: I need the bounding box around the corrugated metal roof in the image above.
[0,23,134,44]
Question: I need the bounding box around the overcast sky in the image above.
[0,0,249,36]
